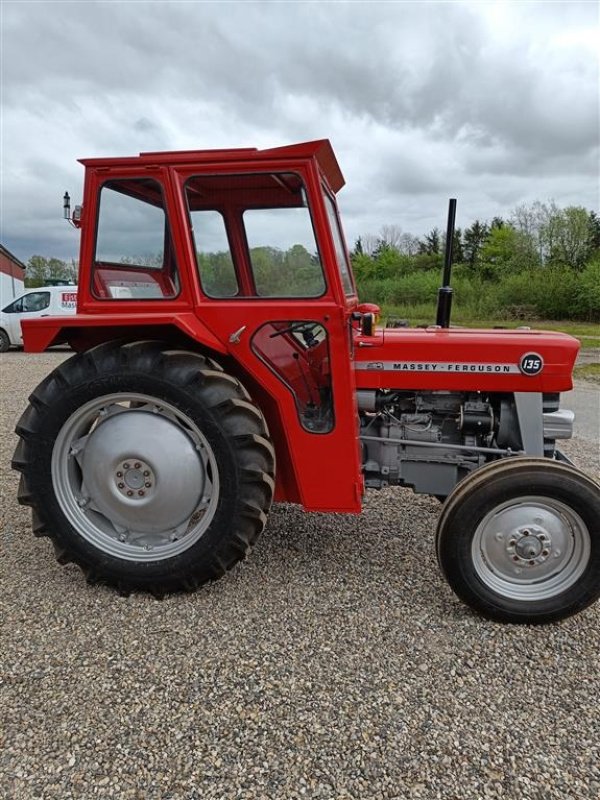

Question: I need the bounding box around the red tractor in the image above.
[12,140,599,623]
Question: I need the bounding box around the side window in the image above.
[21,292,50,312]
[244,207,325,298]
[187,208,238,298]
[323,192,354,295]
[93,179,180,300]
[2,297,24,313]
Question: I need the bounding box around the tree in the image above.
[25,256,77,287]
[588,211,600,252]
[463,220,489,270]
[378,224,403,251]
[551,206,594,271]
[420,227,440,255]
[398,232,421,256]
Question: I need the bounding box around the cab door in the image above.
[180,168,362,512]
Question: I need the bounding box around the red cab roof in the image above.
[79,139,345,192]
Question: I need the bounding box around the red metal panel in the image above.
[354,327,579,393]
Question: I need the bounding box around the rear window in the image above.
[93,178,180,300]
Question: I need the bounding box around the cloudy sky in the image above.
[2,0,598,264]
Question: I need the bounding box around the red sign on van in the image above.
[61,292,77,309]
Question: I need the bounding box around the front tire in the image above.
[436,458,600,623]
[12,341,275,595]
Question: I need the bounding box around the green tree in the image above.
[420,228,440,255]
[550,206,594,271]
[25,255,77,287]
[588,211,600,252]
[463,220,489,270]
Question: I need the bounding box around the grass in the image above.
[577,337,600,349]
[379,304,600,347]
[573,363,600,384]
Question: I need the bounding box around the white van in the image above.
[0,286,77,352]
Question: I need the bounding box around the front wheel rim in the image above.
[52,393,220,562]
[472,495,591,601]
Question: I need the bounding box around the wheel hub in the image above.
[115,459,154,498]
[506,526,551,566]
[80,410,205,535]
[472,495,591,601]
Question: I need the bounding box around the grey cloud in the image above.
[2,1,598,262]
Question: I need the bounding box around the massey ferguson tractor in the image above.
[12,140,600,623]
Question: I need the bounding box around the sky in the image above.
[1,0,598,265]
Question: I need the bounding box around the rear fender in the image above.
[21,313,227,356]
[20,313,337,510]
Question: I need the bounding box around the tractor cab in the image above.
[23,141,366,512]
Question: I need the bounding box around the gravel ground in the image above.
[1,351,599,800]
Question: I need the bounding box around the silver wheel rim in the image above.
[52,393,220,562]
[472,496,590,601]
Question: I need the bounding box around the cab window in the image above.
[243,206,325,298]
[187,209,238,298]
[93,179,180,300]
[184,172,326,299]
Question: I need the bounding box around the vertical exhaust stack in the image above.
[436,198,457,328]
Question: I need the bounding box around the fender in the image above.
[21,312,228,355]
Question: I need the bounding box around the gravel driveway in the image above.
[1,352,599,800]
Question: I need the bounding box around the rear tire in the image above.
[436,458,600,623]
[12,340,275,595]
[0,329,10,352]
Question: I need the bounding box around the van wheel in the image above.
[12,340,275,595]
[0,329,10,352]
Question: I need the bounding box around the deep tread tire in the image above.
[436,458,600,623]
[0,329,10,352]
[12,340,275,595]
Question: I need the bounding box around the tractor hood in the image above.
[354,327,579,393]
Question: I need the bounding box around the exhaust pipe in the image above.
[435,198,457,329]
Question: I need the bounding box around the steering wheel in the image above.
[269,322,321,347]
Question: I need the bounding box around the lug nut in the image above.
[138,490,145,497]
[528,560,535,566]
[512,555,520,562]
[134,462,141,469]
[542,549,549,556]
[118,482,125,489]
[143,470,150,477]
[116,471,123,478]
[124,463,130,470]
[127,490,133,497]
[145,482,152,488]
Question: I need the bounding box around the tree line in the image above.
[351,202,600,321]
[24,256,78,287]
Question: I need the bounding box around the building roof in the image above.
[0,244,26,272]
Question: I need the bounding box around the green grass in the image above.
[573,363,600,384]
[578,337,600,349]
[379,304,600,346]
